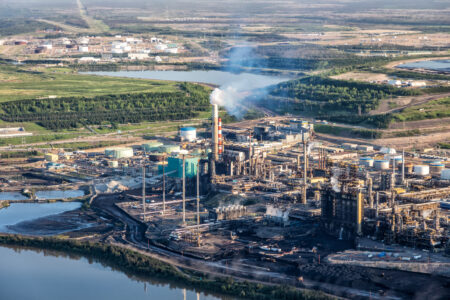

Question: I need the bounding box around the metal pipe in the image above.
[162,155,166,215]
[375,192,379,218]
[302,132,307,204]
[197,161,200,229]
[402,149,405,184]
[142,165,146,219]
[182,155,186,225]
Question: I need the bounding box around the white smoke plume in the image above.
[209,45,290,118]
[307,142,316,155]
[330,167,341,193]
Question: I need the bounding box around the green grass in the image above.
[33,140,123,150]
[0,132,90,146]
[438,142,450,149]
[0,64,179,103]
[393,97,450,122]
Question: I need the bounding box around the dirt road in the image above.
[370,92,450,115]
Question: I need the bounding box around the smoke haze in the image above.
[210,45,289,118]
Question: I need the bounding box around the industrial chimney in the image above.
[218,117,223,160]
[212,104,219,161]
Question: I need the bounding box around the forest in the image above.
[0,82,210,130]
[269,76,420,114]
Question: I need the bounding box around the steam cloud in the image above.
[210,45,289,119]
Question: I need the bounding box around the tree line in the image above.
[0,82,210,130]
[270,76,420,114]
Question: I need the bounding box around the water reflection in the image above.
[0,245,226,300]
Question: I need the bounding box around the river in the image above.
[0,245,224,300]
[0,189,85,201]
[0,202,82,234]
[84,70,290,88]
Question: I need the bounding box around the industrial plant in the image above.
[2,102,450,298]
[31,103,444,271]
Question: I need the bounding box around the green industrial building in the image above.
[160,156,200,178]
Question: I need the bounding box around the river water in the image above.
[0,202,82,233]
[35,189,85,200]
[0,189,85,201]
[0,192,28,201]
[397,59,450,73]
[0,246,223,300]
[85,70,290,89]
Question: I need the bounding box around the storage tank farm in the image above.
[107,102,450,271]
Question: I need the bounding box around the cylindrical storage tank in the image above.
[159,144,181,153]
[116,147,134,159]
[393,157,403,166]
[414,165,429,176]
[441,169,450,180]
[424,160,441,165]
[430,163,445,174]
[359,157,374,167]
[142,142,163,152]
[374,160,389,170]
[180,127,197,142]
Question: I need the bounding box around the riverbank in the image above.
[0,200,9,209]
[0,234,336,300]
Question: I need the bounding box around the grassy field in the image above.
[0,64,179,103]
[393,97,450,122]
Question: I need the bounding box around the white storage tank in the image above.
[374,160,389,170]
[441,169,450,180]
[359,157,374,167]
[180,127,197,142]
[430,163,445,174]
[105,147,134,159]
[414,165,429,176]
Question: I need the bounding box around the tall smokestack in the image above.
[302,132,307,204]
[356,191,363,236]
[218,117,223,160]
[212,104,219,161]
[182,155,186,226]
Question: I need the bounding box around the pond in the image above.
[85,70,290,89]
[0,202,82,234]
[397,59,450,73]
[0,192,28,201]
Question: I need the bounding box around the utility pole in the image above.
[197,160,200,228]
[182,154,186,226]
[162,154,166,215]
[142,165,146,220]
